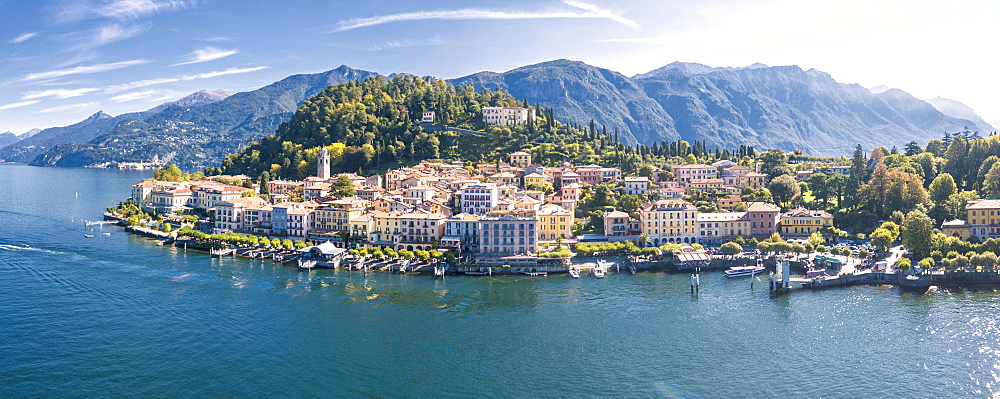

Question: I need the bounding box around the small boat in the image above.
[725,265,765,277]
[84,234,95,238]
[569,268,581,279]
[593,267,605,279]
[523,271,547,276]
[297,259,317,270]
[629,266,637,275]
[103,232,111,237]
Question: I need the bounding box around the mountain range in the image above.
[0,66,378,168]
[2,60,992,168]
[450,60,994,153]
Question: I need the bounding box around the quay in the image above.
[769,270,1000,295]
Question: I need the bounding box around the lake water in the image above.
[2,164,999,398]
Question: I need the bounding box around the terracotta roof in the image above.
[642,199,696,211]
[746,202,780,212]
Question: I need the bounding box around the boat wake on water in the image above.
[0,243,66,255]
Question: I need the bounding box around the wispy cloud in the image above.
[9,32,38,44]
[98,66,266,95]
[0,100,40,110]
[23,59,150,81]
[38,102,99,113]
[111,89,160,102]
[181,66,268,80]
[57,0,192,21]
[94,24,148,46]
[333,0,639,32]
[104,78,180,93]
[371,37,445,51]
[173,47,238,66]
[23,88,100,100]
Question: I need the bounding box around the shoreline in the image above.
[104,212,1000,293]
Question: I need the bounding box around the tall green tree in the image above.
[942,135,968,186]
[807,172,831,205]
[331,176,356,197]
[982,161,1000,198]
[902,210,935,259]
[845,144,867,205]
[769,174,801,206]
[928,173,957,204]
[925,139,945,156]
[759,149,792,178]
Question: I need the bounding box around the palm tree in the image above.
[638,233,650,248]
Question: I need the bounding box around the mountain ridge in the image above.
[6,60,993,167]
[2,65,379,168]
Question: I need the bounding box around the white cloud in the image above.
[371,37,445,51]
[23,88,100,100]
[103,78,181,93]
[111,89,160,102]
[97,66,266,96]
[333,0,638,32]
[23,59,150,81]
[173,47,238,66]
[94,24,148,46]
[0,100,40,110]
[181,66,269,80]
[9,32,38,44]
[58,0,191,21]
[38,102,99,113]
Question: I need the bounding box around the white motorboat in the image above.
[593,267,605,279]
[569,268,581,278]
[725,265,765,277]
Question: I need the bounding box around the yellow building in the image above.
[941,219,971,240]
[640,199,698,245]
[536,204,574,241]
[779,207,833,237]
[313,197,371,232]
[967,199,1000,240]
[523,172,547,188]
[349,214,375,246]
[686,178,725,193]
[510,151,532,166]
[741,172,768,189]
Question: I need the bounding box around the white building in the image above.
[482,107,535,126]
[673,164,718,184]
[459,182,499,215]
[421,110,435,123]
[214,197,269,233]
[442,213,480,254]
[624,176,650,195]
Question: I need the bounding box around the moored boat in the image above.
[725,265,765,277]
[569,268,581,278]
[593,267,605,279]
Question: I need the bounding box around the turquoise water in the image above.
[2,164,999,398]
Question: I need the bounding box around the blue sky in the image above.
[2,0,998,134]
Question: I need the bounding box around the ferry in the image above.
[724,265,765,277]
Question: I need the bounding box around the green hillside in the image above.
[219,75,641,180]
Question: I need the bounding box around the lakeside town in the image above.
[103,106,1000,293]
